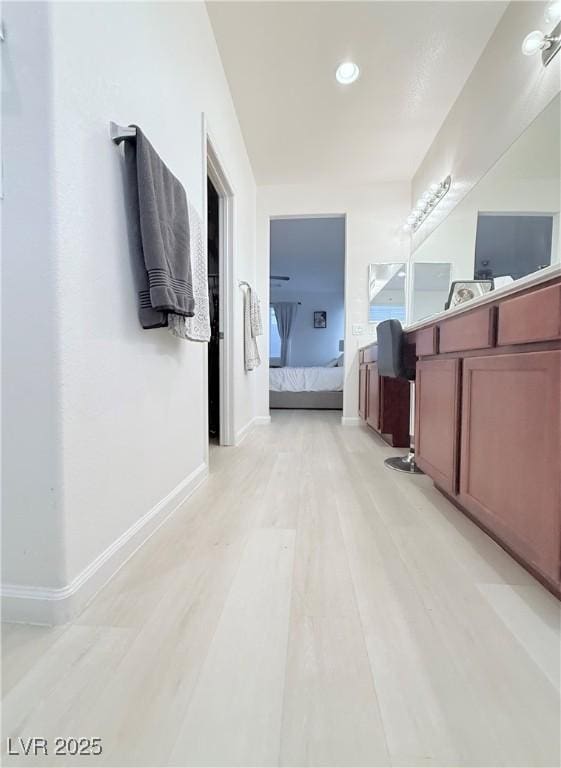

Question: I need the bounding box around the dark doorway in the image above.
[207,178,220,440]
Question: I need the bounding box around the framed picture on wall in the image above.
[445,280,493,310]
[314,311,327,328]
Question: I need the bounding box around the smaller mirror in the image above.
[411,262,452,322]
[368,263,407,323]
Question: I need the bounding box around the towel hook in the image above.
[110,121,137,145]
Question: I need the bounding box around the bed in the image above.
[269,366,344,409]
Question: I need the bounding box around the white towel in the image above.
[168,201,210,342]
[244,286,261,371]
[250,289,263,338]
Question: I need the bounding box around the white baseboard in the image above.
[1,462,208,626]
[235,415,271,446]
[341,416,361,426]
[254,415,271,426]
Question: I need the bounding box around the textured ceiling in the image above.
[207,1,507,185]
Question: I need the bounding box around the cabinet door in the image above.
[366,363,380,432]
[415,358,460,494]
[358,365,367,420]
[459,351,561,585]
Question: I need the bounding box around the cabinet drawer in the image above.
[416,326,437,356]
[439,307,494,353]
[497,284,561,346]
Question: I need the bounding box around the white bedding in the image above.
[269,366,344,392]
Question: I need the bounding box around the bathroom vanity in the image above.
[360,266,561,596]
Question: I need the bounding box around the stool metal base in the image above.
[384,452,424,475]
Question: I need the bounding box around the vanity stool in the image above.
[376,319,423,474]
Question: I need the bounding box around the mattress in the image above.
[269,366,344,392]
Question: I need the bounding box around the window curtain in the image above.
[272,302,298,367]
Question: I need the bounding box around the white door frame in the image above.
[204,119,235,447]
[268,212,347,415]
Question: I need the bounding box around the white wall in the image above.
[270,290,344,367]
[2,3,67,589]
[411,0,561,251]
[2,1,258,611]
[256,183,411,421]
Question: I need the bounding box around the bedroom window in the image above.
[368,305,406,323]
[269,306,282,365]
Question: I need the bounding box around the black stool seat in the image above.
[376,319,415,381]
[376,319,423,475]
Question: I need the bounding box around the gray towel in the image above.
[124,127,195,328]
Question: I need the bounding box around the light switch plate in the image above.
[352,324,365,336]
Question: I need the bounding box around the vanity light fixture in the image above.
[402,175,451,233]
[521,3,561,66]
[336,61,360,84]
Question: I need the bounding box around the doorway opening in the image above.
[268,215,346,412]
[207,178,220,441]
[206,132,235,447]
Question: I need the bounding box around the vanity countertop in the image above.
[361,264,561,349]
[405,263,560,332]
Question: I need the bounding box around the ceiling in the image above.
[270,217,345,294]
[207,1,507,186]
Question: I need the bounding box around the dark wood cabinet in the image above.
[405,275,561,596]
[379,376,410,447]
[366,363,380,431]
[459,351,561,585]
[358,347,410,447]
[358,363,367,420]
[415,358,460,496]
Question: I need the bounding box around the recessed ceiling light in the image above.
[336,61,360,85]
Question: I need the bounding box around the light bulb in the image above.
[335,61,360,84]
[407,214,416,224]
[522,30,547,56]
[402,223,411,233]
[429,183,440,194]
[545,1,561,24]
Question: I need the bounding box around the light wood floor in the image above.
[2,410,560,767]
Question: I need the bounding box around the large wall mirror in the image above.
[368,263,407,322]
[411,93,561,303]
[410,262,452,322]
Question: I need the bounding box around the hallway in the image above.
[3,411,560,767]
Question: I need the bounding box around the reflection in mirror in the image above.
[412,93,560,289]
[368,263,406,323]
[411,262,452,322]
[474,214,554,280]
